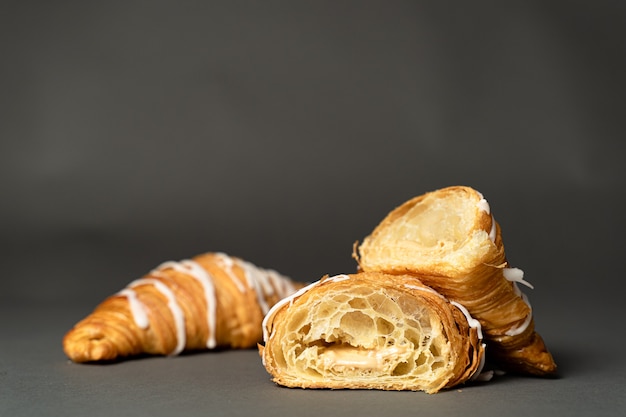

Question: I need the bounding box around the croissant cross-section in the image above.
[260,272,486,393]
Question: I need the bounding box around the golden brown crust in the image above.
[63,252,303,363]
[356,186,556,376]
[260,272,485,393]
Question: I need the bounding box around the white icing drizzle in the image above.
[469,343,491,382]
[473,362,494,382]
[506,283,534,336]
[450,301,483,340]
[213,252,247,292]
[153,260,218,349]
[118,288,149,329]
[477,196,491,214]
[325,274,351,284]
[488,215,497,242]
[268,269,298,299]
[214,253,297,316]
[238,259,274,315]
[476,192,497,243]
[117,253,299,355]
[450,300,489,382]
[503,267,534,289]
[129,278,186,355]
[244,260,277,296]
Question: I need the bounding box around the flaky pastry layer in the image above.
[356,186,556,376]
[63,252,302,363]
[260,272,485,393]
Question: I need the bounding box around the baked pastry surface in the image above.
[63,252,302,362]
[260,272,485,393]
[356,186,556,376]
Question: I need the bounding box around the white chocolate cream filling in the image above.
[320,344,413,373]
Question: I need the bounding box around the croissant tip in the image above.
[525,366,559,379]
[63,332,119,363]
[493,354,558,378]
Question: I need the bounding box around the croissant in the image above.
[356,186,557,376]
[260,272,486,393]
[63,252,303,362]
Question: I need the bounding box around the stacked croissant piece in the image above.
[64,186,556,393]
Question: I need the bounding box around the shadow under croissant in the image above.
[543,344,611,379]
[63,346,249,365]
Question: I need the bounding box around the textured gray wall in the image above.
[2,1,625,309]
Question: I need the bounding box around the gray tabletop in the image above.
[1,284,624,417]
[2,2,625,416]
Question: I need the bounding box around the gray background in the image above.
[1,1,625,416]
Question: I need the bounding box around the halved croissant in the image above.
[356,186,556,376]
[63,252,302,362]
[260,272,486,393]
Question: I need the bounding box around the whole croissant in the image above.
[356,186,557,376]
[63,252,302,362]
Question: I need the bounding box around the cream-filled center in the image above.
[280,286,451,381]
[358,192,493,274]
[319,344,413,372]
[396,197,471,250]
